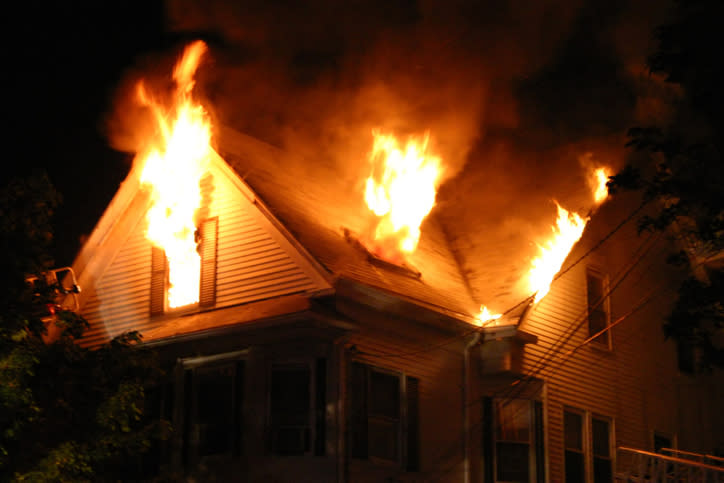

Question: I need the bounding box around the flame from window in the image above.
[137,40,211,309]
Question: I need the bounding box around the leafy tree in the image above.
[0,173,168,482]
[611,0,724,370]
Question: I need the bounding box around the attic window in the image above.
[150,217,218,315]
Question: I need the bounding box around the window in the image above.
[564,410,585,483]
[564,408,614,483]
[269,363,311,455]
[591,417,612,483]
[150,217,218,315]
[349,362,420,471]
[586,269,610,347]
[176,352,245,467]
[488,399,545,482]
[268,359,327,456]
[653,431,673,453]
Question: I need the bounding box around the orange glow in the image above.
[363,130,442,261]
[138,40,211,309]
[475,305,502,326]
[591,167,610,204]
[529,203,587,304]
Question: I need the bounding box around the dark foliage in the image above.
[610,0,724,370]
[0,174,168,482]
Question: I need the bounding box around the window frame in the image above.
[265,357,329,458]
[349,361,419,471]
[149,216,218,316]
[585,267,612,350]
[590,414,614,483]
[267,360,317,457]
[563,407,616,483]
[174,349,247,469]
[493,398,534,483]
[564,407,587,483]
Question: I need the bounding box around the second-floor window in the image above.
[586,268,611,348]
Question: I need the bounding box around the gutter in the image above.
[463,330,482,483]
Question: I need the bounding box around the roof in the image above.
[217,126,480,322]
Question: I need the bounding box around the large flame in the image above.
[591,167,610,204]
[363,130,443,261]
[138,40,211,309]
[529,203,588,303]
[528,165,611,304]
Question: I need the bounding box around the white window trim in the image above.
[563,406,616,483]
[492,397,548,483]
[590,413,615,483]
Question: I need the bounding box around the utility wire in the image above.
[494,231,662,405]
[356,199,647,361]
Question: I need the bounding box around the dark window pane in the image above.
[350,363,368,459]
[369,417,399,461]
[270,365,311,455]
[565,450,585,483]
[497,442,530,482]
[196,364,235,456]
[496,400,530,442]
[654,433,672,453]
[406,376,420,472]
[593,457,612,483]
[587,271,609,343]
[587,272,604,300]
[369,370,400,419]
[314,358,326,456]
[564,411,583,450]
[589,310,608,342]
[592,418,610,457]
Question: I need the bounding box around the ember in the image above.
[137,40,211,309]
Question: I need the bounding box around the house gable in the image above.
[74,151,332,347]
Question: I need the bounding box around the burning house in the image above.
[65,42,724,481]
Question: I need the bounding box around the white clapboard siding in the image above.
[80,159,327,345]
[517,213,685,482]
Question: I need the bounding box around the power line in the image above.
[356,199,648,362]
[495,231,662,405]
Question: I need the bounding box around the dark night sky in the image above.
[4,0,673,275]
[5,1,176,266]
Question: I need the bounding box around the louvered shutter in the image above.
[405,376,420,472]
[199,217,218,308]
[150,246,166,316]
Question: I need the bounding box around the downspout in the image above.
[464,331,482,483]
[334,335,350,483]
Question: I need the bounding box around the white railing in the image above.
[616,447,724,482]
